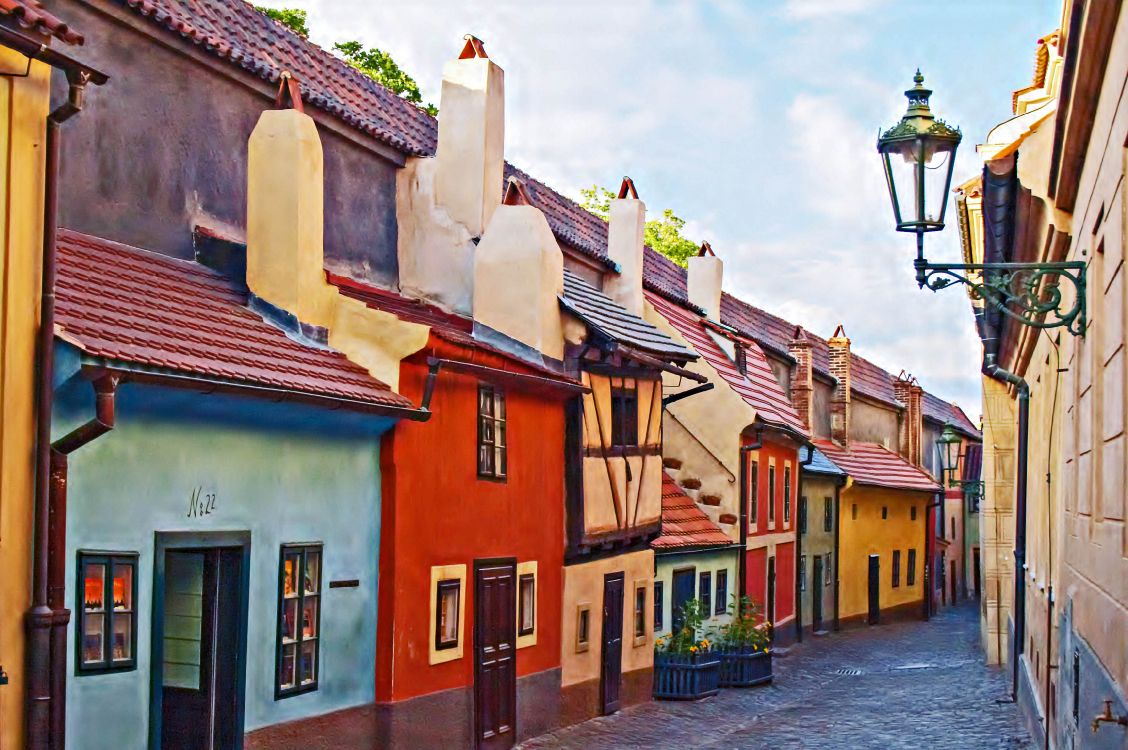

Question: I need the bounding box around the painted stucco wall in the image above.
[798,474,839,630]
[59,382,389,748]
[0,48,50,750]
[52,0,402,286]
[661,414,739,542]
[980,374,1017,665]
[838,485,928,621]
[811,380,834,440]
[850,398,900,449]
[561,550,653,689]
[654,548,739,637]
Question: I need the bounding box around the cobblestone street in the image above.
[521,602,1033,749]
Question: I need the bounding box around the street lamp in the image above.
[877,71,1088,337]
[935,422,984,507]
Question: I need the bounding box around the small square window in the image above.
[576,605,591,652]
[633,584,647,643]
[611,385,639,449]
[851,503,858,521]
[77,551,137,674]
[699,571,712,617]
[911,505,918,521]
[881,506,888,520]
[518,574,536,637]
[477,385,507,480]
[436,579,461,650]
[277,544,322,698]
[714,570,728,616]
[907,549,917,586]
[892,550,902,588]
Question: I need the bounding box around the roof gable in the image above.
[813,439,940,493]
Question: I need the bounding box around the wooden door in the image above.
[600,573,624,715]
[867,555,880,625]
[474,561,517,750]
[766,557,776,625]
[670,568,695,632]
[973,549,982,599]
[160,548,243,750]
[950,560,958,603]
[812,556,824,631]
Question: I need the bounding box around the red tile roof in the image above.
[813,440,941,493]
[652,472,732,550]
[56,229,413,410]
[1,0,83,44]
[923,391,981,438]
[647,290,807,437]
[118,0,436,155]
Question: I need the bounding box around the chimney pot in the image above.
[828,325,851,444]
[604,176,646,316]
[788,326,814,432]
[687,242,723,319]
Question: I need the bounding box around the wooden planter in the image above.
[653,651,721,700]
[717,647,772,687]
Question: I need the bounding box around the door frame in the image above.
[473,557,518,750]
[148,531,251,750]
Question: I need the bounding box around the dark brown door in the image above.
[766,557,776,625]
[950,560,958,603]
[160,548,243,750]
[973,548,982,599]
[812,556,824,631]
[600,573,625,715]
[867,555,880,625]
[475,561,517,750]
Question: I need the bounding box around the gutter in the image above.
[794,442,816,643]
[7,33,109,750]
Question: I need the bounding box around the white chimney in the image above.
[435,35,504,238]
[473,178,564,359]
[604,177,646,316]
[687,242,722,319]
[246,75,333,328]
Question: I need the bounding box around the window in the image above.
[951,518,956,540]
[77,552,137,673]
[654,581,664,631]
[436,579,461,650]
[518,574,536,637]
[799,555,807,591]
[911,505,918,521]
[1072,649,1080,721]
[824,497,833,532]
[768,466,776,523]
[699,572,712,617]
[277,544,322,697]
[881,506,888,520]
[576,605,591,652]
[907,549,917,586]
[892,550,901,588]
[715,571,728,616]
[477,385,507,479]
[633,584,647,642]
[783,467,792,523]
[734,344,748,374]
[825,555,832,586]
[798,496,808,534]
[748,460,759,525]
[611,385,639,449]
[851,503,858,521]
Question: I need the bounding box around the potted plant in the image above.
[652,599,721,700]
[715,595,772,687]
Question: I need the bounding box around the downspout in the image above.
[738,425,764,602]
[923,494,941,621]
[25,62,105,750]
[795,443,815,643]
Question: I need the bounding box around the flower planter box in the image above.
[653,651,721,700]
[717,647,772,687]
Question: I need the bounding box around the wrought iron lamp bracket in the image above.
[913,255,1087,337]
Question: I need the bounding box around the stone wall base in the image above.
[837,599,924,630]
[560,667,652,728]
[244,703,378,750]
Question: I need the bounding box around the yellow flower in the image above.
[689,646,698,652]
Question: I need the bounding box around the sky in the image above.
[259,0,1062,418]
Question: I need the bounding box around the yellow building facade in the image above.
[0,43,50,750]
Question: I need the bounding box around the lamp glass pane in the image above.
[884,142,922,226]
[923,141,956,224]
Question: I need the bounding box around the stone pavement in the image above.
[521,601,1033,749]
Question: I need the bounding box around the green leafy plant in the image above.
[333,41,438,116]
[255,6,309,37]
[579,185,700,268]
[654,598,713,655]
[716,595,771,652]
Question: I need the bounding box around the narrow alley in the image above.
[521,603,1033,750]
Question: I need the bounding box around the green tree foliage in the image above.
[333,41,438,116]
[255,6,309,37]
[579,185,699,268]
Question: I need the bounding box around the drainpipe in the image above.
[984,352,1030,702]
[923,494,941,621]
[794,443,815,643]
[16,45,107,750]
[738,426,764,601]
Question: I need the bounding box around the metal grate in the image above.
[834,667,863,676]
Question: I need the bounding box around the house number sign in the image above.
[187,486,217,518]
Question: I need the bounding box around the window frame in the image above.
[907,549,917,586]
[275,543,323,699]
[518,573,536,637]
[799,555,807,592]
[783,466,792,524]
[610,383,640,450]
[881,506,888,520]
[699,571,712,618]
[911,504,918,521]
[76,550,138,675]
[477,384,508,481]
[715,570,728,616]
[435,579,462,651]
[892,550,902,588]
[632,582,648,645]
[768,465,777,524]
[654,581,664,631]
[798,495,807,534]
[748,459,759,526]
[575,604,591,653]
[824,497,833,532]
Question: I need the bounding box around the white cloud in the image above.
[782,0,887,21]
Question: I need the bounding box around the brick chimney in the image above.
[828,324,851,444]
[604,177,645,316]
[893,372,924,466]
[246,74,334,329]
[472,178,564,359]
[687,242,722,320]
[435,35,504,238]
[788,326,813,432]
